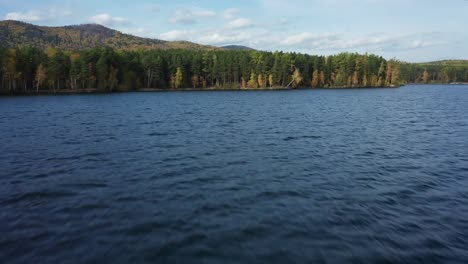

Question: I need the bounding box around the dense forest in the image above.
[1,46,467,94]
[0,46,405,92]
[400,61,468,84]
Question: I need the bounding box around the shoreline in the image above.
[0,85,405,96]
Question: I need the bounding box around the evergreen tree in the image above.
[0,46,466,93]
[96,53,108,90]
[35,64,47,92]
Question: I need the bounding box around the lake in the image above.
[1,85,468,263]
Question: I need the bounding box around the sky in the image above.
[1,0,467,62]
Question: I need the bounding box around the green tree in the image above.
[96,53,108,90]
[35,63,47,92]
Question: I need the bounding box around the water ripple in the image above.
[1,85,468,263]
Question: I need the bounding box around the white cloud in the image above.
[328,36,389,49]
[159,30,197,41]
[89,14,129,26]
[5,11,43,22]
[226,18,254,29]
[156,26,456,62]
[4,7,72,22]
[280,32,338,46]
[198,31,255,45]
[410,40,432,49]
[159,27,260,46]
[196,9,217,17]
[223,8,240,20]
[170,9,196,24]
[276,31,452,55]
[121,27,154,38]
[169,8,216,24]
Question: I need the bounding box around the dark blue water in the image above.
[1,85,468,263]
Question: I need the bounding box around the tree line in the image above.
[0,46,467,93]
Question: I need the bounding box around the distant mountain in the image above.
[221,45,255,51]
[416,60,468,67]
[0,20,217,51]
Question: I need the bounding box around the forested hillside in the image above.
[0,20,215,51]
[0,46,408,93]
[222,45,255,51]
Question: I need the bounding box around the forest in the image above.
[1,46,468,94]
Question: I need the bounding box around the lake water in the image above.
[1,85,468,263]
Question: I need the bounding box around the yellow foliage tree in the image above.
[391,66,401,86]
[258,74,266,88]
[311,70,319,88]
[352,71,359,87]
[319,71,325,87]
[241,77,247,89]
[174,67,183,89]
[191,74,199,88]
[291,68,303,88]
[35,64,47,92]
[248,72,258,88]
[422,70,430,84]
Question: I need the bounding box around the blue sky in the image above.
[1,0,467,62]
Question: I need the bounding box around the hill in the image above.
[221,45,255,51]
[0,20,217,51]
[417,60,468,67]
[416,60,468,67]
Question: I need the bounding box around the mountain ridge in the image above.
[0,20,218,51]
[1,20,465,64]
[221,45,255,51]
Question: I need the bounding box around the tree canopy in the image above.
[1,46,467,94]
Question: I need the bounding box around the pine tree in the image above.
[96,54,108,90]
[108,66,118,91]
[35,64,47,92]
[3,49,17,91]
[70,53,81,90]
